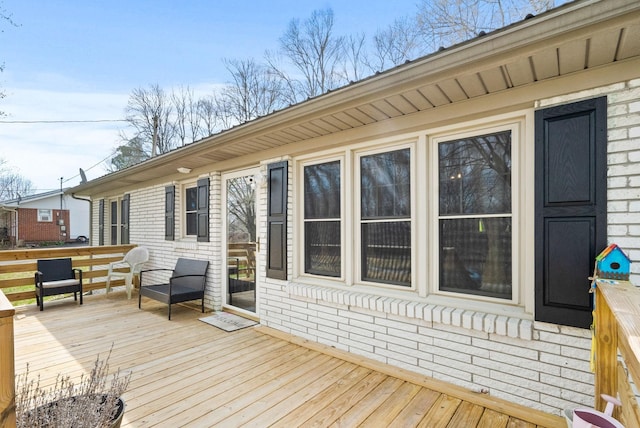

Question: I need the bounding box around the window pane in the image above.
[186,187,197,211]
[111,201,117,224]
[305,221,341,277]
[361,149,410,219]
[439,217,511,299]
[186,212,197,235]
[304,161,340,219]
[439,131,511,215]
[37,209,52,222]
[362,221,411,286]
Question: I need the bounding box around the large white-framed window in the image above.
[432,123,518,303]
[298,142,414,290]
[295,116,524,307]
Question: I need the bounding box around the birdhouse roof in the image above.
[596,244,631,262]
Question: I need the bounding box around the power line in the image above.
[0,119,128,124]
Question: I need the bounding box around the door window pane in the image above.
[110,201,118,245]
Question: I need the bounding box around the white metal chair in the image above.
[106,247,149,299]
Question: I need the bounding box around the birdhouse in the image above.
[595,244,631,281]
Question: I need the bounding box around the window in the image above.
[437,130,512,299]
[121,194,130,244]
[296,119,521,305]
[185,186,198,236]
[172,178,209,242]
[110,201,118,245]
[300,147,412,288]
[37,209,52,222]
[303,160,341,277]
[106,195,130,245]
[359,149,411,287]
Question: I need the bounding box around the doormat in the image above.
[199,312,257,332]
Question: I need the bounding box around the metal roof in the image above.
[70,0,640,196]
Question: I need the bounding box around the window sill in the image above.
[288,282,534,341]
[173,240,198,251]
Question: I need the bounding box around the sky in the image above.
[0,0,420,194]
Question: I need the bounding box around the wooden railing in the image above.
[0,290,15,428]
[595,279,640,427]
[0,245,136,427]
[0,245,135,303]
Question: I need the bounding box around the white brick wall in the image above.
[92,176,226,313]
[89,78,639,417]
[260,79,640,416]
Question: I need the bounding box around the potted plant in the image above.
[15,347,131,428]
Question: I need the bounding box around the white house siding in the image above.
[86,78,639,415]
[258,79,640,416]
[92,173,225,311]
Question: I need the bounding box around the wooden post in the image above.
[0,291,15,428]
[594,288,617,413]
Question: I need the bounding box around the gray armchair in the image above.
[138,258,209,320]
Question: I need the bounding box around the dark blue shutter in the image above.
[267,162,288,280]
[121,194,130,244]
[98,199,105,246]
[197,178,209,242]
[165,186,175,241]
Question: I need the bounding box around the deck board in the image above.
[12,291,565,427]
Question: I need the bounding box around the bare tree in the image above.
[369,17,426,72]
[197,95,219,137]
[416,0,555,50]
[171,86,189,147]
[218,58,287,125]
[342,32,368,83]
[0,4,18,117]
[123,84,176,156]
[171,85,203,146]
[0,159,34,200]
[275,8,347,101]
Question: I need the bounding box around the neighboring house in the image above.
[70,0,640,415]
[0,189,90,246]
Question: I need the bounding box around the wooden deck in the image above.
[12,291,564,427]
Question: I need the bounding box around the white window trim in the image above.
[108,198,120,245]
[292,109,533,314]
[179,180,198,241]
[297,155,346,283]
[429,121,521,306]
[354,143,416,291]
[37,209,52,222]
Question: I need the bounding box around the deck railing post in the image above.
[0,290,16,428]
[594,288,618,414]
